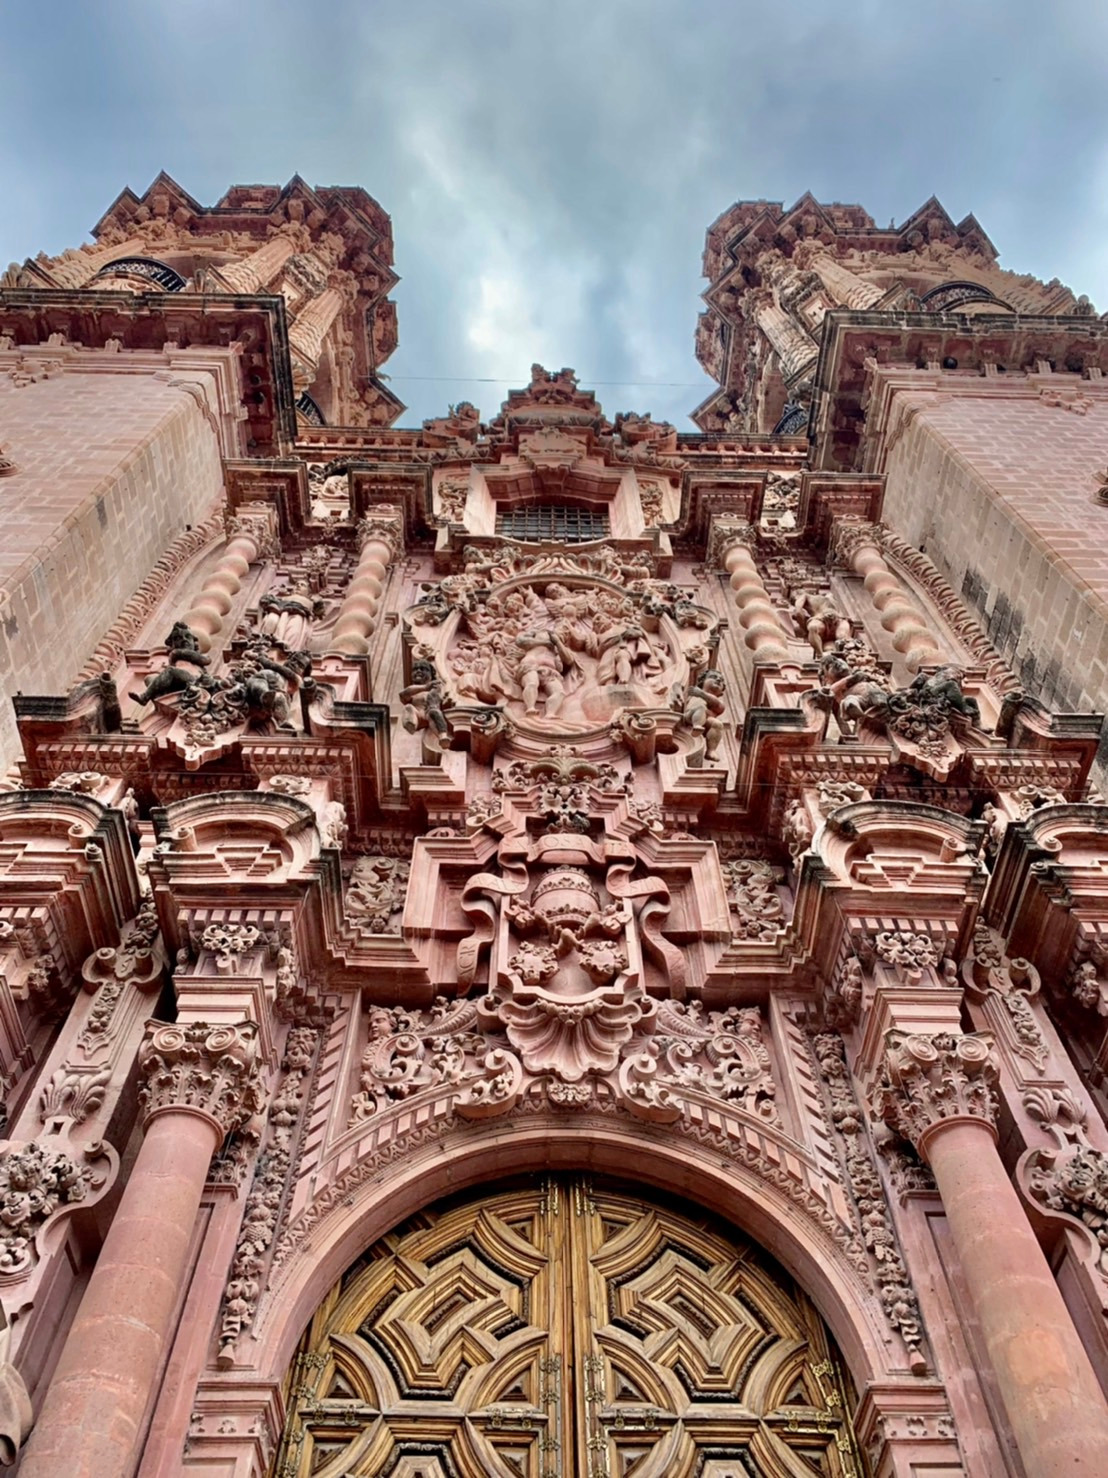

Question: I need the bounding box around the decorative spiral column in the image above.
[878,1030,1108,1478]
[711,521,792,664]
[831,520,942,671]
[19,1023,265,1478]
[330,509,403,656]
[289,279,351,388]
[181,506,278,654]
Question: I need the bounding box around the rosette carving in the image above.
[138,1022,266,1138]
[875,1031,999,1154]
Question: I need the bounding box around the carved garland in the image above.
[810,1032,928,1373]
[217,1026,317,1365]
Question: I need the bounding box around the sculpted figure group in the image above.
[447,579,674,726]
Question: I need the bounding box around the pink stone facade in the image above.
[0,181,1104,1475]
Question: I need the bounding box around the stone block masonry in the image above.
[0,365,226,769]
[879,380,1108,774]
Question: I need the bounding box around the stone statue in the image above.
[595,620,665,687]
[515,629,576,717]
[400,659,449,737]
[129,623,210,706]
[673,669,727,761]
[811,652,890,738]
[790,586,851,657]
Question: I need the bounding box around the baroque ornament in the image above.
[0,1140,105,1275]
[876,1031,999,1152]
[218,1027,315,1366]
[812,1033,927,1372]
[137,1022,266,1138]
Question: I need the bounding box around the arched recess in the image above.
[242,1110,895,1420]
[271,1173,868,1477]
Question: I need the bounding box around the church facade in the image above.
[0,178,1107,1476]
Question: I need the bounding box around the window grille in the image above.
[495,506,609,543]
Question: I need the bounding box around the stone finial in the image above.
[875,1030,999,1156]
[138,1021,266,1138]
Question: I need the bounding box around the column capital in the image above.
[828,516,883,568]
[706,517,757,568]
[875,1029,999,1158]
[138,1021,266,1139]
[356,507,404,559]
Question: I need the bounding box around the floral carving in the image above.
[74,894,163,1056]
[875,1031,999,1153]
[218,1026,315,1366]
[0,1141,103,1275]
[1025,1147,1108,1278]
[873,931,940,982]
[812,1033,927,1372]
[199,923,262,973]
[138,1022,266,1138]
[722,859,784,941]
[345,854,410,934]
[618,1004,777,1124]
[350,999,522,1122]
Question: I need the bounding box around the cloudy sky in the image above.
[2,1,1106,430]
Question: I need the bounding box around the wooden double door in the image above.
[275,1176,864,1477]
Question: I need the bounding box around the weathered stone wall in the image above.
[0,365,226,768]
[878,381,1108,769]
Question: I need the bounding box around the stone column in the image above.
[752,293,818,382]
[805,252,883,310]
[217,232,301,295]
[182,506,278,653]
[831,520,942,672]
[331,509,403,657]
[19,1023,265,1478]
[289,285,346,385]
[710,521,792,664]
[878,1030,1108,1476]
[45,238,147,289]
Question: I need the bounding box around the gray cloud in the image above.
[3,0,1106,428]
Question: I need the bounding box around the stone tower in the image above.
[0,182,1107,1477]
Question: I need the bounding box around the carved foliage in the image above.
[138,1022,265,1137]
[812,1033,927,1371]
[721,859,784,941]
[876,1031,999,1152]
[0,1140,103,1275]
[218,1026,315,1365]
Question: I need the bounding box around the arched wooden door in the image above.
[273,1177,865,1477]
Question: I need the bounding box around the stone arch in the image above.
[243,1109,892,1395]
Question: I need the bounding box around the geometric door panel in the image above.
[272,1178,865,1477]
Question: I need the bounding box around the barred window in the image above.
[495,505,609,543]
